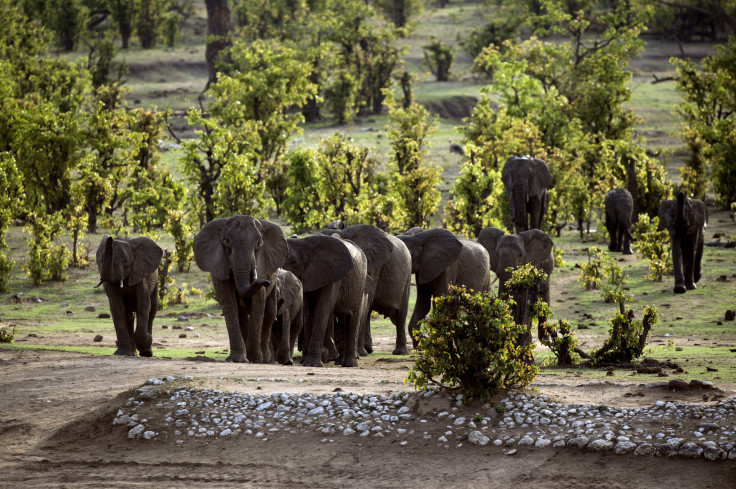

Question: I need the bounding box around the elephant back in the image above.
[452,237,491,292]
[286,235,354,293]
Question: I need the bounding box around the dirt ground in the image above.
[1,348,735,489]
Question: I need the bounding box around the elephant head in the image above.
[478,227,554,298]
[396,228,463,285]
[501,156,551,232]
[96,235,163,288]
[320,224,392,272]
[284,234,354,293]
[193,215,287,300]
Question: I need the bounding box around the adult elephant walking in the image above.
[193,215,288,363]
[322,225,412,355]
[96,235,163,357]
[478,227,554,343]
[397,228,490,347]
[605,188,634,254]
[658,192,707,294]
[284,234,368,367]
[502,156,552,233]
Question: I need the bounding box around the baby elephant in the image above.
[270,269,303,365]
[96,235,163,357]
[604,188,634,254]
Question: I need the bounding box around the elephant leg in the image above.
[214,279,248,363]
[694,231,704,283]
[275,311,292,365]
[682,235,697,290]
[357,314,370,357]
[671,237,687,294]
[392,281,411,355]
[288,311,303,365]
[622,225,633,255]
[529,197,542,231]
[606,214,617,252]
[261,289,278,363]
[304,285,339,367]
[408,286,432,349]
[536,285,551,342]
[341,313,360,367]
[325,316,339,362]
[106,286,136,356]
[133,287,153,357]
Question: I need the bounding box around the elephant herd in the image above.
[93,155,708,366]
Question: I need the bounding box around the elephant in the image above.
[321,225,412,355]
[95,235,163,357]
[397,228,491,347]
[658,192,708,294]
[283,234,368,367]
[501,156,552,233]
[604,188,634,254]
[193,215,288,363]
[478,227,554,343]
[269,269,303,365]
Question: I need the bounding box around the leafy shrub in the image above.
[23,213,70,285]
[405,285,538,401]
[165,210,193,273]
[157,249,174,310]
[422,37,453,82]
[0,325,16,344]
[591,305,658,365]
[539,318,580,366]
[633,214,671,281]
[578,246,607,290]
[0,253,13,293]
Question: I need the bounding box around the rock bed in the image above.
[113,377,736,461]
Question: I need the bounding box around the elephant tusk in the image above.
[490,276,499,287]
[252,266,258,281]
[120,280,124,288]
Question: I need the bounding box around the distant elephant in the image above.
[284,234,368,367]
[193,215,288,363]
[397,228,491,347]
[658,192,707,294]
[270,269,303,365]
[96,235,163,357]
[605,188,634,254]
[321,225,412,355]
[502,156,552,233]
[478,227,554,342]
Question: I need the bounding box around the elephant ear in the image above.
[301,235,353,293]
[657,199,675,232]
[519,229,554,272]
[127,237,164,285]
[193,218,230,280]
[501,156,518,188]
[531,158,551,195]
[257,218,288,276]
[477,227,505,272]
[328,224,392,271]
[415,229,463,285]
[96,235,113,274]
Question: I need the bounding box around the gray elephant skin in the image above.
[605,188,634,254]
[502,156,552,233]
[478,227,554,342]
[658,192,707,294]
[96,235,163,357]
[193,215,288,363]
[321,224,412,355]
[270,269,303,365]
[397,228,491,347]
[284,234,368,367]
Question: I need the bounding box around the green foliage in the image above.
[422,37,453,82]
[578,247,607,290]
[136,0,167,49]
[460,17,520,67]
[23,213,70,285]
[552,247,565,267]
[673,38,736,208]
[0,153,25,292]
[385,94,441,230]
[108,0,139,49]
[163,11,181,48]
[632,214,671,281]
[591,305,658,365]
[0,325,16,344]
[157,248,174,310]
[405,285,538,401]
[42,0,89,51]
[65,185,89,268]
[539,318,580,366]
[165,210,193,273]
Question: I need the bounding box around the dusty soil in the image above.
[1,348,735,488]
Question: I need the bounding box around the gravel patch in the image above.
[113,377,736,461]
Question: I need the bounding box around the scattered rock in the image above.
[725,310,735,321]
[177,316,189,322]
[668,379,691,391]
[468,431,490,446]
[678,442,703,459]
[84,306,96,312]
[98,313,111,319]
[179,334,187,338]
[93,335,103,342]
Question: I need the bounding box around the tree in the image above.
[422,37,454,82]
[204,0,232,87]
[0,153,25,292]
[136,0,168,49]
[46,0,89,51]
[673,38,736,207]
[109,0,139,49]
[385,95,442,230]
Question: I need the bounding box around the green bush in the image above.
[422,37,453,82]
[539,318,580,366]
[405,285,538,401]
[157,249,174,310]
[165,210,193,273]
[0,325,16,344]
[633,214,671,281]
[591,305,658,365]
[578,246,607,290]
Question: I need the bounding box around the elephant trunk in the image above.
[510,185,528,232]
[233,268,271,299]
[675,192,688,227]
[100,237,121,287]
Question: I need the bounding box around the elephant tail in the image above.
[94,280,103,288]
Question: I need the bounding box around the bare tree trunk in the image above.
[204,0,232,90]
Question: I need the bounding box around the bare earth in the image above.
[1,348,735,488]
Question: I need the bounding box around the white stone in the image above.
[128,424,145,439]
[468,431,490,446]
